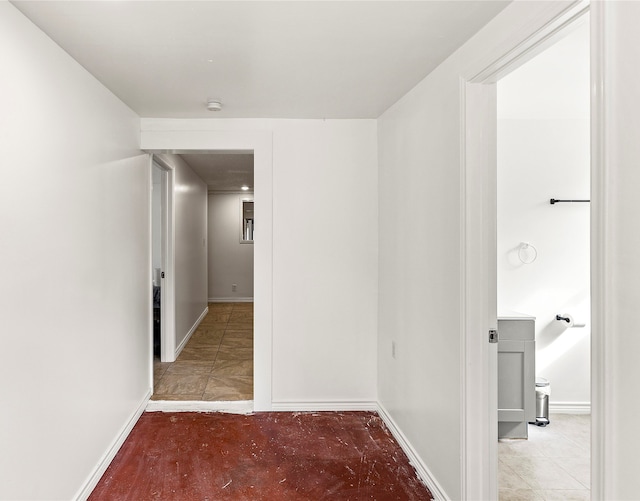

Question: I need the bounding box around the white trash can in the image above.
[534,377,550,426]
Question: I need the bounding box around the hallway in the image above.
[153,303,253,401]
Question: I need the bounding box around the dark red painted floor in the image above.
[89,411,433,500]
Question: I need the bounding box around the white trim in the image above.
[549,402,591,415]
[175,306,208,358]
[74,390,151,501]
[470,0,590,84]
[271,401,377,412]
[208,190,254,195]
[141,128,274,412]
[589,3,605,499]
[239,196,254,244]
[146,399,254,414]
[152,156,176,363]
[460,79,498,501]
[377,403,448,501]
[208,297,254,303]
[148,157,155,389]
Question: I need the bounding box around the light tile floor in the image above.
[499,414,590,500]
[152,302,253,401]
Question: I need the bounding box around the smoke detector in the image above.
[207,99,222,112]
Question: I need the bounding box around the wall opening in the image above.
[496,14,591,496]
[151,151,256,403]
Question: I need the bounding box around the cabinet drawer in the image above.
[498,318,534,341]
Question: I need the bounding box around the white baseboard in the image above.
[271,400,378,412]
[549,402,591,414]
[208,297,254,303]
[174,306,208,358]
[146,399,254,414]
[75,390,151,501]
[376,403,446,501]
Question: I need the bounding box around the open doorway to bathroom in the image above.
[152,152,255,402]
[496,14,591,499]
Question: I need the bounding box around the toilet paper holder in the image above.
[555,314,586,328]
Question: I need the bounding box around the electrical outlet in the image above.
[232,284,237,292]
[392,341,397,359]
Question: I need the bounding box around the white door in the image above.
[152,158,176,362]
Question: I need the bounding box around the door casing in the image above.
[151,157,176,363]
[143,130,274,412]
[459,2,596,499]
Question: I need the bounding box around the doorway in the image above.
[151,158,175,363]
[496,16,591,498]
[460,2,595,499]
[143,132,274,412]
[151,162,162,358]
[148,149,263,406]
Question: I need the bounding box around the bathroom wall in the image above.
[208,192,255,301]
[497,19,590,408]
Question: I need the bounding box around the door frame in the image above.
[151,156,176,362]
[460,1,597,499]
[142,128,274,411]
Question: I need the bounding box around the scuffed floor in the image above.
[89,411,433,500]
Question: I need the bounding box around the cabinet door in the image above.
[498,340,535,437]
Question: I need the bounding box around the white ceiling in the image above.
[181,152,254,192]
[12,0,510,119]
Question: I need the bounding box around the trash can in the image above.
[534,378,550,426]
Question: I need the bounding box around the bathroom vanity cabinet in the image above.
[498,314,536,439]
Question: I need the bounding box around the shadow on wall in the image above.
[535,290,590,373]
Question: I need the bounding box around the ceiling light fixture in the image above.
[207,98,222,111]
[241,186,250,191]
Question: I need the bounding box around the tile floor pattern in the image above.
[152,302,253,401]
[499,414,590,500]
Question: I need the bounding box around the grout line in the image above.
[153,302,254,402]
[498,414,591,497]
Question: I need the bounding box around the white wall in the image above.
[0,3,150,499]
[497,21,590,406]
[270,120,378,404]
[497,120,590,404]
[141,118,379,405]
[208,193,254,301]
[377,2,582,498]
[155,154,208,354]
[377,68,464,498]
